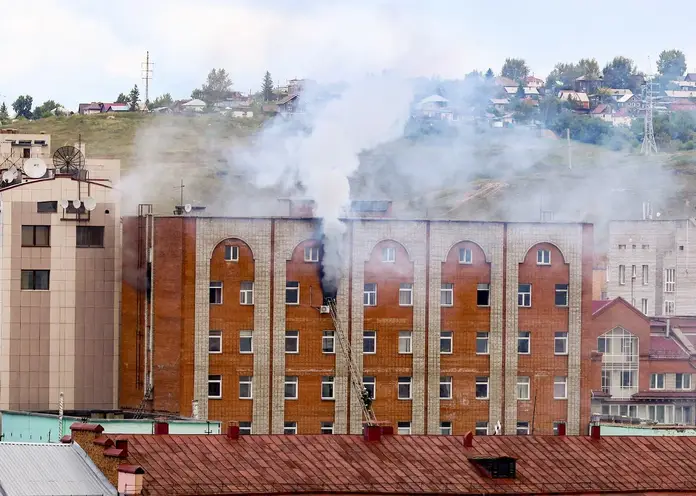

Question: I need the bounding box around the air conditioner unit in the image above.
[319,305,330,314]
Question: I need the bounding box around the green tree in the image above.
[485,68,494,80]
[546,58,600,90]
[262,71,274,102]
[151,93,173,108]
[192,68,233,103]
[32,100,60,119]
[0,102,8,123]
[657,49,687,80]
[116,93,129,104]
[128,85,140,111]
[577,58,601,78]
[12,95,33,119]
[602,56,637,89]
[501,58,529,82]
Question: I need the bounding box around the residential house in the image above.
[670,79,696,90]
[574,75,603,94]
[503,86,540,99]
[684,73,696,82]
[524,75,545,89]
[489,98,510,112]
[78,102,102,115]
[558,90,590,110]
[494,76,517,87]
[614,93,639,110]
[77,102,129,114]
[670,102,696,112]
[181,99,206,112]
[277,93,300,113]
[664,90,696,101]
[416,94,454,120]
[611,108,632,127]
[590,104,614,123]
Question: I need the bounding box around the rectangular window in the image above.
[239,330,253,353]
[399,283,413,306]
[517,376,530,400]
[239,376,253,399]
[516,421,530,435]
[459,247,473,264]
[518,284,532,307]
[21,225,50,247]
[647,405,666,424]
[621,370,635,388]
[398,331,412,354]
[208,330,222,353]
[440,283,454,306]
[554,331,568,355]
[363,331,376,354]
[665,300,675,315]
[440,331,453,354]
[321,376,334,400]
[224,245,239,261]
[537,249,551,265]
[641,298,648,315]
[555,284,568,307]
[283,422,297,435]
[642,244,649,249]
[286,281,300,305]
[619,265,626,285]
[284,376,298,399]
[440,376,452,399]
[676,373,692,390]
[398,377,412,399]
[665,268,676,293]
[240,282,254,305]
[239,422,252,435]
[518,331,531,354]
[76,226,104,248]
[554,376,567,399]
[676,406,693,425]
[36,201,57,213]
[320,422,334,434]
[650,373,665,390]
[285,330,299,354]
[440,421,452,435]
[475,376,489,399]
[475,421,488,436]
[322,330,335,354]
[397,421,411,435]
[20,270,50,290]
[476,283,490,306]
[363,376,375,399]
[304,246,319,262]
[363,283,377,306]
[382,247,396,262]
[642,265,649,285]
[476,332,489,354]
[618,244,626,249]
[208,375,222,399]
[631,265,637,280]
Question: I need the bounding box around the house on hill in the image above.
[574,75,603,94]
[558,90,590,110]
[78,102,129,114]
[524,75,545,88]
[181,99,206,112]
[416,94,454,120]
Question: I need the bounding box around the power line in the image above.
[641,59,658,156]
[141,51,154,107]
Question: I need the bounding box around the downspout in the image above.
[147,214,155,399]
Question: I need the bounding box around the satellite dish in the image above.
[184,203,192,213]
[83,197,96,211]
[53,146,85,174]
[72,200,82,209]
[1,167,17,183]
[656,212,662,218]
[60,199,70,209]
[23,158,47,179]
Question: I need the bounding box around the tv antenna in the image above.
[175,179,185,206]
[141,51,154,108]
[641,57,658,156]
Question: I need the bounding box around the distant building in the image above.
[416,94,454,120]
[574,75,603,94]
[489,98,510,112]
[77,102,129,115]
[502,86,540,99]
[181,99,206,112]
[523,75,545,88]
[558,90,590,110]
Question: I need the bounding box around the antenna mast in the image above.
[641,58,658,155]
[141,51,154,108]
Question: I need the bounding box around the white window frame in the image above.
[208,330,222,354]
[476,283,490,307]
[224,245,239,262]
[320,422,334,434]
[440,421,453,435]
[382,247,396,263]
[440,283,454,307]
[555,284,568,307]
[554,376,567,399]
[304,246,319,262]
[399,283,413,306]
[517,376,530,401]
[240,281,254,305]
[676,373,692,390]
[398,331,413,354]
[208,375,222,399]
[641,298,648,315]
[322,330,335,354]
[283,422,297,435]
[397,421,411,435]
[537,249,551,265]
[518,284,532,307]
[364,283,377,306]
[363,376,375,400]
[642,264,649,285]
[285,330,299,354]
[650,373,665,390]
[475,376,489,399]
[321,376,335,400]
[284,376,298,399]
[665,300,675,315]
[398,376,412,400]
[619,265,626,285]
[363,330,376,354]
[554,331,568,355]
[286,281,300,305]
[210,281,223,305]
[239,376,253,399]
[239,422,252,435]
[517,421,530,435]
[476,332,489,355]
[440,376,452,399]
[475,422,488,436]
[459,247,473,264]
[665,268,676,293]
[518,331,531,354]
[239,330,253,354]
[440,331,453,354]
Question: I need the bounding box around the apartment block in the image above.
[0,132,121,412]
[120,202,594,435]
[607,218,696,316]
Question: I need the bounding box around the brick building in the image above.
[120,203,594,435]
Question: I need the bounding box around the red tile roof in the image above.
[649,336,688,358]
[592,299,611,313]
[117,433,696,495]
[592,297,649,322]
[632,390,696,399]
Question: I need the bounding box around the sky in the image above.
[2,0,696,111]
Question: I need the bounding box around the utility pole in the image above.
[567,128,572,170]
[141,51,154,109]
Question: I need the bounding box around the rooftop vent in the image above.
[282,198,316,218]
[468,456,517,479]
[350,200,392,218]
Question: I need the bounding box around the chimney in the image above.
[286,199,316,218]
[117,465,145,495]
[227,421,240,440]
[153,421,169,435]
[111,438,129,457]
[363,424,382,442]
[463,431,474,448]
[590,424,601,440]
[556,423,566,436]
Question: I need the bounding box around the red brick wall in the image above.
[119,217,142,409]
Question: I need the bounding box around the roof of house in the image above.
[558,90,590,102]
[503,86,540,95]
[684,73,696,82]
[419,94,449,104]
[0,442,116,495]
[592,297,649,322]
[665,90,696,98]
[277,93,299,105]
[78,102,102,112]
[649,335,689,358]
[489,98,510,105]
[118,432,696,495]
[616,93,635,103]
[576,75,603,81]
[494,76,517,86]
[182,98,206,107]
[590,104,611,115]
[524,75,544,83]
[613,108,631,117]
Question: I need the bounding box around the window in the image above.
[641,298,648,315]
[399,283,413,306]
[665,268,676,293]
[554,332,568,355]
[225,245,239,261]
[363,331,376,354]
[441,283,453,306]
[619,265,626,285]
[476,332,489,354]
[363,376,375,399]
[284,422,297,435]
[239,331,253,354]
[650,373,665,390]
[320,422,334,434]
[398,377,412,399]
[618,244,626,250]
[459,247,473,264]
[440,331,453,354]
[553,422,564,435]
[21,225,50,247]
[382,247,396,262]
[642,265,649,285]
[304,246,319,262]
[676,373,691,390]
[537,249,551,265]
[440,421,452,435]
[647,405,667,424]
[20,270,50,290]
[642,244,649,249]
[321,376,334,400]
[516,421,530,435]
[239,422,252,435]
[210,283,223,306]
[554,376,567,399]
[322,331,335,354]
[518,331,531,354]
[475,421,488,436]
[555,284,568,307]
[208,375,222,399]
[476,283,490,306]
[240,282,254,305]
[76,226,104,248]
[239,376,253,399]
[284,376,298,399]
[621,370,636,388]
[286,281,300,305]
[676,406,693,425]
[518,284,532,307]
[475,376,489,399]
[364,283,377,306]
[631,265,637,280]
[665,300,675,315]
[397,421,411,435]
[517,377,530,400]
[285,330,299,353]
[440,376,452,399]
[37,201,57,213]
[208,330,222,353]
[398,331,412,354]
[22,147,30,158]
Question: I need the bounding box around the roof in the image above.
[120,432,696,495]
[524,75,544,83]
[494,76,517,86]
[182,99,206,107]
[649,335,689,358]
[576,75,603,81]
[590,104,611,115]
[277,93,299,105]
[616,94,635,103]
[558,90,589,102]
[0,442,116,495]
[419,94,449,104]
[592,297,649,322]
[608,89,633,96]
[632,390,696,400]
[592,299,611,313]
[665,90,696,98]
[489,98,510,105]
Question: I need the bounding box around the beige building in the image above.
[0,130,121,412]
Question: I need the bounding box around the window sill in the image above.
[475,397,489,401]
[285,351,299,355]
[285,397,298,401]
[21,289,50,291]
[477,305,491,308]
[554,353,569,356]
[440,397,452,401]
[286,302,300,306]
[225,258,239,262]
[554,397,568,400]
[21,245,51,248]
[321,398,336,401]
[303,259,319,263]
[210,302,223,306]
[240,351,253,355]
[363,352,376,355]
[398,398,412,401]
[239,397,253,400]
[398,304,413,307]
[441,304,454,308]
[76,246,105,249]
[239,303,254,306]
[475,352,490,356]
[208,351,222,355]
[208,396,222,400]
[458,261,473,265]
[556,305,569,308]
[440,351,452,355]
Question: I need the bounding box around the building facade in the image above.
[0,132,121,412]
[120,206,594,435]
